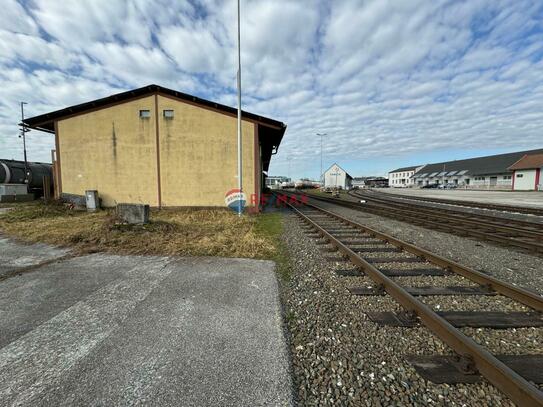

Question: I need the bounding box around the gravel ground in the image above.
[279,205,542,406]
[355,191,543,225]
[311,198,543,294]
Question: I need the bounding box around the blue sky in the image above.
[1,0,543,179]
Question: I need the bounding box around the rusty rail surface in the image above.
[308,190,543,255]
[352,190,543,230]
[282,195,543,406]
[367,189,543,217]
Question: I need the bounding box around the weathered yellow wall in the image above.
[57,96,159,207]
[57,94,259,207]
[157,95,256,206]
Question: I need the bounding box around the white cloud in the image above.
[158,25,228,74]
[0,0,38,35]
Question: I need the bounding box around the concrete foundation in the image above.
[60,193,86,207]
[0,184,34,203]
[116,203,150,224]
[0,184,28,195]
[0,194,34,203]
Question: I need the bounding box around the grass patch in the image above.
[0,202,284,259]
[255,211,292,280]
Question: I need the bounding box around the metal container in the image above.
[0,159,53,190]
[85,190,99,212]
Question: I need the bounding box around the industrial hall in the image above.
[23,85,287,208]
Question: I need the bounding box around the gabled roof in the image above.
[23,84,286,132]
[414,148,543,177]
[23,84,287,172]
[323,163,353,179]
[389,165,420,173]
[508,153,543,170]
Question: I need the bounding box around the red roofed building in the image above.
[508,153,543,191]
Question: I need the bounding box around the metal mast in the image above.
[316,133,326,186]
[236,0,243,216]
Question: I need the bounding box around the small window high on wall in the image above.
[139,109,151,118]
[163,109,174,119]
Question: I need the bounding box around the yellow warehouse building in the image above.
[24,85,286,208]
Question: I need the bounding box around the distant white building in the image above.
[265,175,290,189]
[411,148,543,189]
[351,177,366,188]
[352,176,388,188]
[508,153,543,191]
[388,165,422,187]
[323,163,353,189]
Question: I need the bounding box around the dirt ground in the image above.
[0,201,282,259]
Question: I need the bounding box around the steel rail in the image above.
[347,193,543,252]
[286,199,543,406]
[308,192,543,254]
[367,189,543,217]
[352,190,543,231]
[349,191,543,240]
[292,196,543,310]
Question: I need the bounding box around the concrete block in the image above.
[0,184,28,195]
[61,193,86,207]
[0,194,35,203]
[85,190,99,212]
[116,203,150,224]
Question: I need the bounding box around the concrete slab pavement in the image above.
[380,188,543,207]
[0,236,70,279]
[0,246,292,406]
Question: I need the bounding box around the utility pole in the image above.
[316,133,326,186]
[19,102,29,184]
[236,0,243,216]
[287,155,291,180]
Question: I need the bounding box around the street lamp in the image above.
[316,133,326,186]
[287,155,291,180]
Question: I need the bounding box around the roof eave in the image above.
[23,84,286,131]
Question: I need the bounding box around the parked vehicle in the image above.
[437,183,457,189]
[280,181,295,189]
[421,184,438,189]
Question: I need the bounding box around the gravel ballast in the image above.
[312,197,543,294]
[278,203,542,406]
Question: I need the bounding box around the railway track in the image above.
[303,189,543,255]
[348,189,543,255]
[282,192,543,406]
[368,189,543,217]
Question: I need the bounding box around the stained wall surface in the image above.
[57,94,258,207]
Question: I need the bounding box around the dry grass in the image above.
[0,201,280,259]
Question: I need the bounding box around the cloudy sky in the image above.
[1,0,542,179]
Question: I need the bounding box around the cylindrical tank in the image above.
[0,159,53,190]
